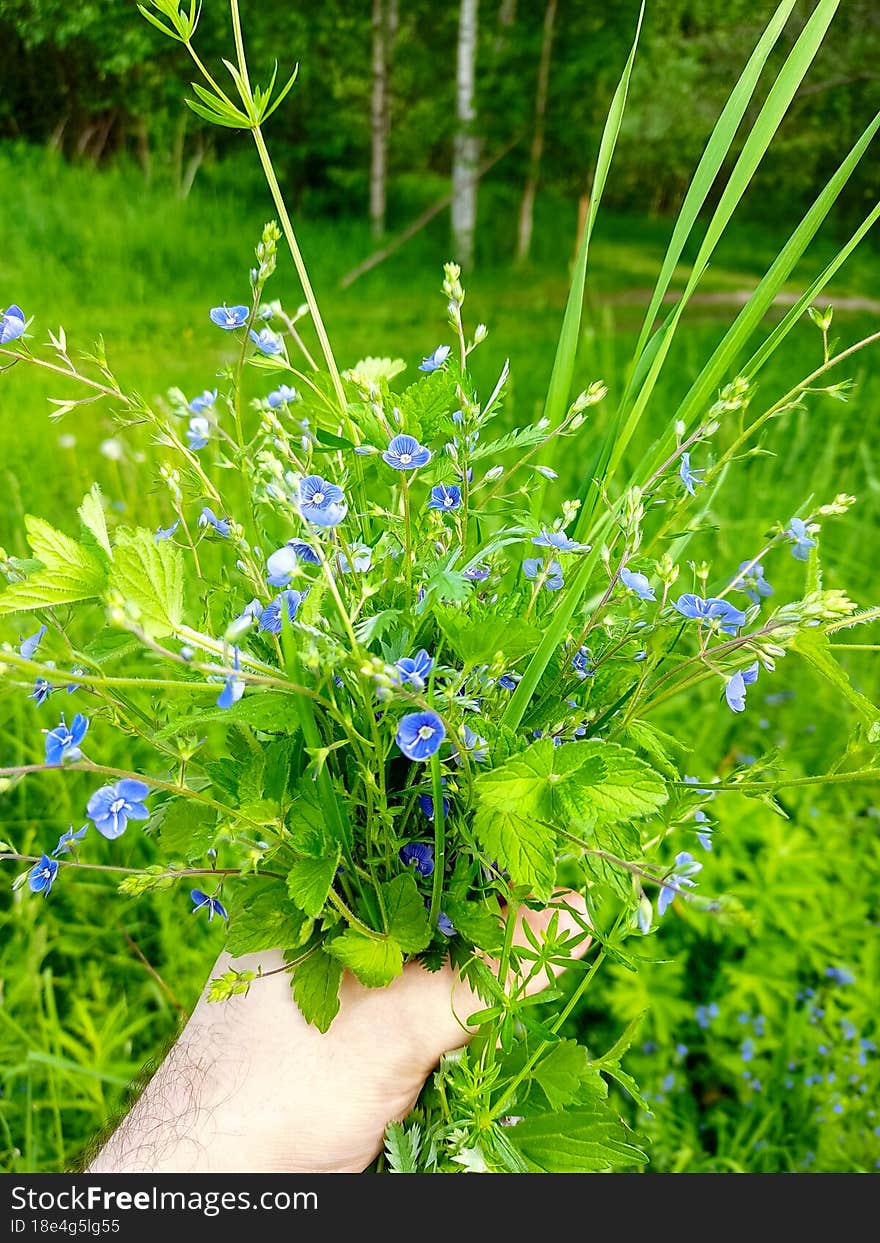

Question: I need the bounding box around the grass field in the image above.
[2,145,879,1172]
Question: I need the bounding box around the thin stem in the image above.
[427,750,446,932]
[401,476,413,597]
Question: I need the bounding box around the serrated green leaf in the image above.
[78,484,112,558]
[509,1104,646,1172]
[792,627,880,733]
[152,692,301,742]
[381,873,431,953]
[158,799,217,861]
[532,1042,605,1112]
[285,784,328,856]
[291,948,343,1032]
[287,848,340,918]
[109,527,183,639]
[0,516,106,615]
[443,895,504,954]
[225,879,311,956]
[384,1121,420,1173]
[620,719,681,780]
[327,929,403,987]
[436,608,541,665]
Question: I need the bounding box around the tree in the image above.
[451,0,480,269]
[369,0,398,237]
[515,0,556,262]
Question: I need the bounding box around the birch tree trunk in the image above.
[515,0,557,263]
[369,0,396,238]
[452,0,480,270]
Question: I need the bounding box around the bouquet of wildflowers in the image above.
[2,0,878,1172]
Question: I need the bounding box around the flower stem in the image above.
[427,749,446,932]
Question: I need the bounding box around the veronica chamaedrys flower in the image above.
[427,483,462,512]
[674,593,746,636]
[191,889,229,922]
[29,678,52,706]
[52,825,87,856]
[383,433,432,471]
[418,791,451,821]
[463,564,490,582]
[395,649,433,692]
[725,662,759,713]
[679,452,705,496]
[186,416,211,450]
[498,674,518,691]
[217,648,245,709]
[436,910,456,937]
[28,854,59,897]
[155,519,180,543]
[419,345,451,372]
[572,646,594,679]
[259,589,308,635]
[1,304,26,344]
[620,567,656,601]
[249,327,284,356]
[694,811,713,851]
[209,304,249,330]
[825,965,855,986]
[86,780,150,840]
[338,543,372,574]
[399,841,434,876]
[657,851,702,917]
[532,529,589,552]
[188,389,217,413]
[198,507,231,537]
[695,1002,719,1029]
[396,710,445,761]
[523,558,564,591]
[267,384,296,408]
[44,712,89,765]
[732,560,773,604]
[298,475,348,528]
[786,517,816,561]
[19,624,46,659]
[453,724,487,765]
[267,540,320,585]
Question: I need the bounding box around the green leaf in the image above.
[225,879,312,956]
[436,608,540,665]
[381,873,431,953]
[443,895,504,954]
[384,1121,421,1174]
[78,484,112,559]
[287,849,341,918]
[327,929,404,988]
[153,693,301,742]
[291,949,343,1033]
[285,784,328,856]
[509,1104,646,1172]
[472,782,558,902]
[792,628,880,737]
[158,799,217,862]
[532,1041,602,1112]
[620,719,681,780]
[0,516,106,615]
[109,526,183,639]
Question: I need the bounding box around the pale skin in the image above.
[89,894,590,1173]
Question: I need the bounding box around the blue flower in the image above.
[621,567,656,601]
[399,842,434,877]
[427,483,462,512]
[217,648,245,709]
[436,910,456,937]
[673,593,746,635]
[679,452,705,496]
[19,624,47,659]
[52,825,88,856]
[463,564,490,582]
[1,304,26,344]
[298,475,348,528]
[732,560,773,604]
[572,646,594,680]
[266,540,320,585]
[498,674,518,691]
[249,327,284,356]
[209,304,249,330]
[523,558,564,591]
[825,965,855,986]
[29,678,53,705]
[786,517,816,561]
[44,712,89,765]
[741,1037,755,1062]
[396,710,445,761]
[453,724,487,765]
[186,416,211,450]
[198,507,231,537]
[383,433,432,471]
[725,662,759,713]
[695,1001,719,1029]
[259,589,308,634]
[395,649,433,692]
[532,529,589,553]
[190,889,229,922]
[28,854,58,897]
[337,543,372,574]
[86,779,151,840]
[419,345,451,372]
[155,519,180,543]
[267,384,297,408]
[418,791,450,821]
[657,851,702,917]
[188,389,217,413]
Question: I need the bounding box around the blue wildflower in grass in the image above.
[679,451,705,496]
[249,326,284,355]
[427,483,462,512]
[572,646,594,679]
[383,433,432,471]
[453,724,487,765]
[396,710,445,761]
[694,811,713,851]
[29,678,53,706]
[298,475,348,527]
[657,851,702,917]
[190,889,229,922]
[419,344,451,372]
[395,649,433,692]
[267,540,321,585]
[725,662,760,713]
[28,854,59,897]
[463,564,490,582]
[186,416,211,450]
[674,593,746,635]
[19,624,47,659]
[532,529,589,553]
[498,674,518,691]
[620,567,656,601]
[695,1002,720,1029]
[52,825,87,856]
[732,560,773,604]
[1,304,26,343]
[155,519,180,543]
[740,1037,756,1062]
[209,304,249,330]
[259,589,308,635]
[198,507,231,537]
[217,648,245,709]
[436,910,456,937]
[418,791,450,821]
[786,516,817,560]
[337,543,372,574]
[188,389,217,414]
[523,558,564,591]
[825,965,855,985]
[44,712,89,765]
[267,384,297,407]
[399,841,435,877]
[86,779,151,840]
